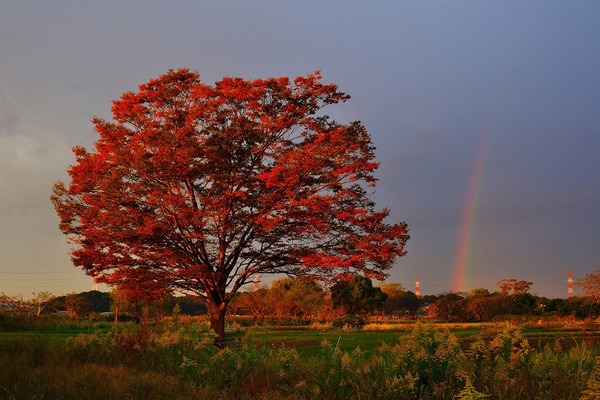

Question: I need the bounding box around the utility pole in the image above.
[567,272,574,298]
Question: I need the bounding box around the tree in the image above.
[331,275,387,315]
[497,279,532,296]
[269,277,324,321]
[428,292,464,322]
[172,295,207,315]
[230,288,272,321]
[463,288,501,321]
[64,292,84,319]
[31,291,55,316]
[378,282,404,295]
[378,282,406,316]
[0,293,8,310]
[270,278,296,320]
[110,287,131,322]
[394,291,422,319]
[284,278,324,320]
[0,293,30,314]
[79,290,111,313]
[496,279,534,315]
[578,270,600,300]
[51,68,410,339]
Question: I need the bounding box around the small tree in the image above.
[0,293,30,314]
[64,292,84,319]
[52,69,409,339]
[31,291,55,316]
[0,293,7,310]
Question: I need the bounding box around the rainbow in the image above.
[451,130,492,293]
[452,82,506,293]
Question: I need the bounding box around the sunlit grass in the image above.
[2,316,600,399]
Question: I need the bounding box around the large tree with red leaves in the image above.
[52,69,409,338]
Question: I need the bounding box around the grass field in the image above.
[2,316,600,399]
[240,320,600,355]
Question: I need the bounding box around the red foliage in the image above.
[52,69,409,336]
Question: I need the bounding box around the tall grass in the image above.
[1,321,599,399]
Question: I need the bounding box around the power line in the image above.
[0,271,82,275]
[2,285,84,288]
[1,277,87,281]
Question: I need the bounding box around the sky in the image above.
[1,1,599,299]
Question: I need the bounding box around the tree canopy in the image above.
[497,279,532,296]
[52,68,409,338]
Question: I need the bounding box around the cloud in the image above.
[0,126,68,217]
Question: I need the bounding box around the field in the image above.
[2,315,600,399]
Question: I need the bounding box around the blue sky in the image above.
[1,1,599,298]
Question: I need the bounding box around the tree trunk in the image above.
[209,300,227,345]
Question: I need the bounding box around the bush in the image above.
[332,314,365,330]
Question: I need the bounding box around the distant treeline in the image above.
[2,276,599,323]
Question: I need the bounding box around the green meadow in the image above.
[2,316,600,399]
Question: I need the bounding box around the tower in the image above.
[567,272,574,298]
[92,278,98,291]
[415,276,421,298]
[253,273,259,291]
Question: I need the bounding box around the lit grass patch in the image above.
[2,319,600,399]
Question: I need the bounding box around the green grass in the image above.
[241,326,407,357]
[2,317,600,399]
[0,331,73,348]
[240,321,597,355]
